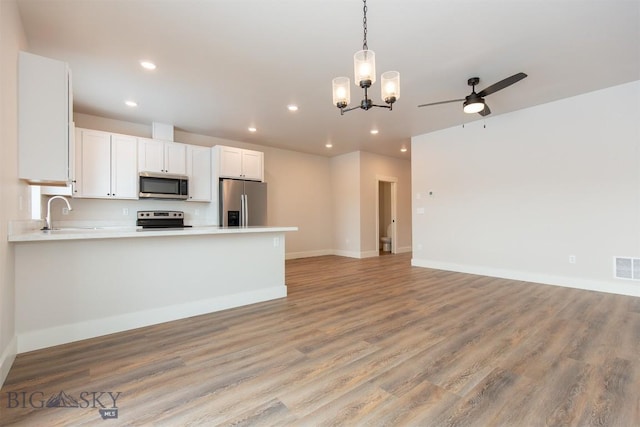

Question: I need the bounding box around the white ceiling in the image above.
[16,0,640,159]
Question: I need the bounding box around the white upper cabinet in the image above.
[111,135,139,199]
[18,51,74,185]
[186,145,212,202]
[138,138,187,175]
[216,146,264,181]
[74,128,138,199]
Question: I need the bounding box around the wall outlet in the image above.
[569,255,576,264]
[62,207,69,215]
[416,207,425,214]
[195,209,200,216]
[122,208,129,216]
[273,237,279,247]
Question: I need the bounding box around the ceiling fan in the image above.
[418,72,528,116]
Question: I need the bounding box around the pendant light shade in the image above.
[381,71,400,104]
[354,50,376,87]
[332,77,351,108]
[332,0,398,115]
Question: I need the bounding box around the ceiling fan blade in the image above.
[417,98,464,108]
[477,72,527,97]
[478,104,491,116]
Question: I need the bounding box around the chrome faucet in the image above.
[42,195,73,230]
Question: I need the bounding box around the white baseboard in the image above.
[361,250,380,258]
[0,336,17,388]
[332,249,363,258]
[17,286,286,354]
[287,247,413,260]
[411,258,640,298]
[285,249,333,260]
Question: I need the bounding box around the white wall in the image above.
[329,151,413,258]
[360,151,412,255]
[263,146,333,258]
[0,0,29,386]
[331,152,362,257]
[411,80,640,297]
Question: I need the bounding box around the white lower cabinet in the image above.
[186,145,212,202]
[74,128,138,199]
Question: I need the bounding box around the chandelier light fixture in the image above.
[332,0,400,115]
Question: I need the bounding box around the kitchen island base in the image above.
[14,230,291,353]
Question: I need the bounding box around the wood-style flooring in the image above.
[1,253,639,426]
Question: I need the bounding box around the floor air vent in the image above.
[614,257,640,281]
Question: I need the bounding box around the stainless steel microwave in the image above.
[139,172,189,200]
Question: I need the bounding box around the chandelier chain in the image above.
[362,0,368,50]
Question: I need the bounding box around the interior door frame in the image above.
[376,175,398,255]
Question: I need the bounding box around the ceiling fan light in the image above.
[463,98,485,114]
[354,50,376,87]
[381,71,400,104]
[332,77,351,108]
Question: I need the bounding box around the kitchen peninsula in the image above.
[10,226,297,353]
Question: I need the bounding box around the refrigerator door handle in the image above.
[240,193,245,226]
[244,194,249,226]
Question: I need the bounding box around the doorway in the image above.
[376,176,397,255]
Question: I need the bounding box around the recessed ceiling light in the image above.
[248,127,257,132]
[325,143,333,148]
[140,60,156,70]
[125,100,138,107]
[400,147,408,152]
[370,129,379,135]
[287,104,298,112]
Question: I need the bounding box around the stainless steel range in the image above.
[136,210,191,229]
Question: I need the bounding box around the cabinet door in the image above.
[76,130,112,198]
[138,138,165,173]
[18,52,71,184]
[111,135,138,199]
[218,146,243,178]
[186,145,211,202]
[165,142,187,175]
[241,149,264,181]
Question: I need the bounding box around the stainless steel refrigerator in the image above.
[219,179,267,226]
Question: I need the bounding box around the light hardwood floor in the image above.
[1,253,639,426]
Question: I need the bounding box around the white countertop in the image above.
[9,225,298,242]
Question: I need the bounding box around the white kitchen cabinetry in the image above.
[186,145,212,202]
[18,51,74,185]
[138,138,187,175]
[216,146,264,181]
[74,128,138,199]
